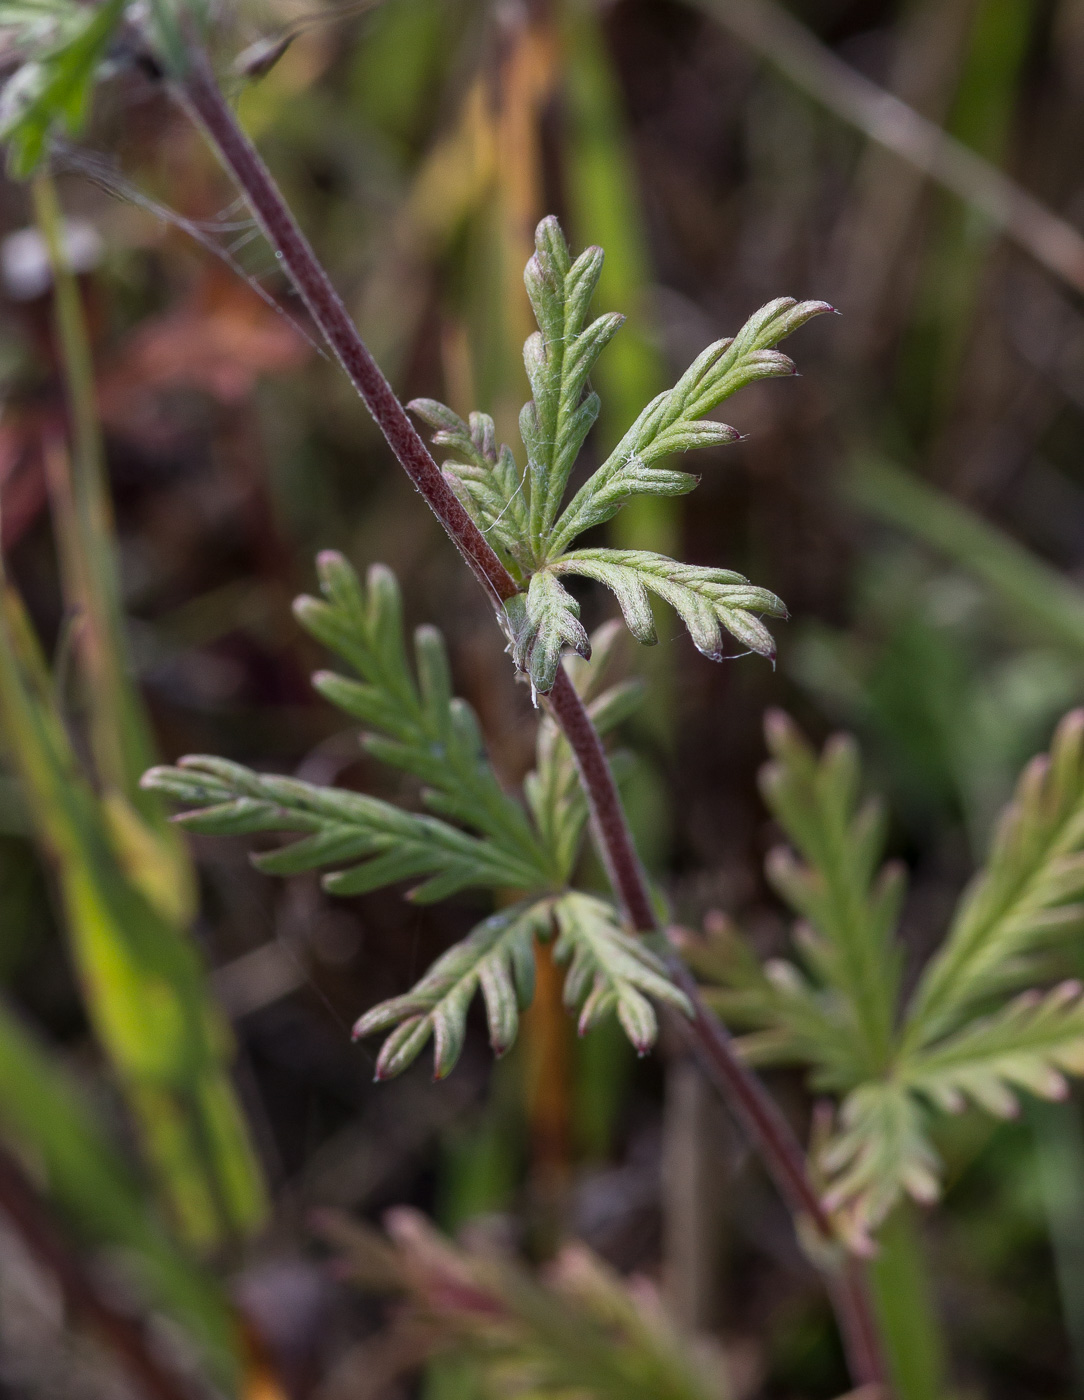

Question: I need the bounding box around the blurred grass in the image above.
[0,580,264,1249]
[0,995,241,1388]
[0,178,266,1262]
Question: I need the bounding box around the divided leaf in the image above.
[903,979,1084,1118]
[822,982,1084,1243]
[549,297,833,554]
[353,901,548,1080]
[759,710,903,1078]
[408,400,530,574]
[553,549,786,662]
[553,892,692,1053]
[906,708,1084,1046]
[403,223,819,691]
[819,1083,940,1253]
[352,890,692,1079]
[295,552,548,871]
[141,756,547,903]
[519,217,624,553]
[505,568,591,700]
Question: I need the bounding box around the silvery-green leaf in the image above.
[353,902,550,1080]
[516,219,626,550]
[144,755,546,900]
[290,554,551,870]
[551,892,691,1055]
[506,570,591,699]
[410,399,528,566]
[552,549,785,662]
[548,297,831,556]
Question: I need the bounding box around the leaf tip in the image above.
[316,548,347,574]
[763,707,794,753]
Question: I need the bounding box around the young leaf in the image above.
[352,901,549,1079]
[505,568,591,699]
[553,892,692,1052]
[408,399,530,575]
[552,548,787,661]
[905,708,1084,1047]
[519,216,625,554]
[548,297,833,554]
[141,756,551,902]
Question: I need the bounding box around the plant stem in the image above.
[174,47,886,1391]
[176,55,515,614]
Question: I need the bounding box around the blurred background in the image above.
[3,0,1084,1396]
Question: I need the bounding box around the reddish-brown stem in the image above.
[175,47,886,1392]
[176,53,517,615]
[0,1143,198,1400]
[835,1258,890,1396]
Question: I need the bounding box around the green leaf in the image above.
[902,980,1084,1117]
[820,983,1084,1246]
[553,892,691,1052]
[0,0,125,178]
[505,568,592,699]
[409,399,530,575]
[758,711,903,1077]
[682,912,880,1092]
[552,548,786,661]
[684,708,1084,1251]
[905,708,1084,1047]
[296,552,550,871]
[819,1082,940,1254]
[549,297,832,554]
[519,217,625,553]
[141,756,550,902]
[353,901,549,1079]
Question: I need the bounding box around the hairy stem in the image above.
[174,47,886,1390]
